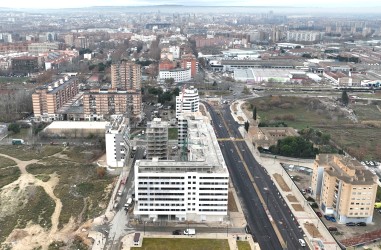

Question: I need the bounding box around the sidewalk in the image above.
[231,100,340,250]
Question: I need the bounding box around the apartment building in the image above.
[181,54,198,77]
[105,116,131,168]
[134,113,229,222]
[111,61,141,90]
[159,68,191,83]
[11,56,40,74]
[311,154,378,224]
[32,76,79,121]
[83,88,142,121]
[286,31,324,42]
[175,86,199,118]
[28,42,60,55]
[146,118,168,160]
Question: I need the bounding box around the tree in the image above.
[244,121,250,132]
[341,91,349,106]
[253,107,257,120]
[164,78,175,85]
[8,123,20,133]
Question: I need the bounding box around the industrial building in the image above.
[311,154,378,224]
[42,121,108,138]
[134,113,229,222]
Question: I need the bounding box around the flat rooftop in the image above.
[45,121,108,130]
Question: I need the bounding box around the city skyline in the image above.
[1,0,381,9]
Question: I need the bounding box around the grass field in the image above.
[0,145,62,161]
[0,77,29,84]
[237,241,252,250]
[131,238,230,250]
[246,96,381,160]
[168,128,178,140]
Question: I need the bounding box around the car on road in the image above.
[245,225,251,234]
[346,222,356,226]
[315,211,322,217]
[172,230,182,235]
[357,222,367,226]
[328,227,338,232]
[298,239,306,247]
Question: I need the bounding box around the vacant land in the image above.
[228,191,239,212]
[131,238,230,250]
[245,96,381,160]
[273,174,291,192]
[0,145,113,249]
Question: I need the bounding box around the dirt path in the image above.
[0,152,64,249]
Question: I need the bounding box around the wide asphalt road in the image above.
[203,101,307,250]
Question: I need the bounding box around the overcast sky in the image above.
[1,0,380,9]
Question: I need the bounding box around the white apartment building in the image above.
[105,116,131,168]
[286,31,324,42]
[159,68,191,83]
[175,86,199,119]
[134,113,229,222]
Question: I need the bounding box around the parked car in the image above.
[298,239,306,247]
[328,227,338,231]
[346,222,356,226]
[172,230,182,235]
[357,222,367,226]
[330,217,336,222]
[324,215,332,220]
[316,211,322,217]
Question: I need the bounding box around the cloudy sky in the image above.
[0,0,380,9]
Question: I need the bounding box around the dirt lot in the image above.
[304,222,322,238]
[291,204,304,212]
[273,173,290,192]
[287,195,298,203]
[0,145,114,249]
[228,190,238,212]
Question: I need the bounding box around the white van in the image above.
[298,239,306,247]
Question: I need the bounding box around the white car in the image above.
[298,239,306,247]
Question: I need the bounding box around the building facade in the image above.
[11,56,40,74]
[83,88,142,121]
[105,116,131,168]
[311,154,378,224]
[134,113,229,222]
[32,76,79,121]
[175,86,199,118]
[159,68,191,83]
[181,54,198,77]
[146,118,168,160]
[111,61,142,90]
[286,31,324,42]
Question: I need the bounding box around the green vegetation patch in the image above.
[27,159,113,229]
[0,156,17,169]
[0,167,20,189]
[237,241,252,250]
[61,146,103,163]
[0,186,55,242]
[247,96,381,160]
[0,77,29,84]
[168,128,178,140]
[131,238,230,250]
[0,145,62,161]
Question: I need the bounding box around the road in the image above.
[203,101,306,250]
[97,147,145,250]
